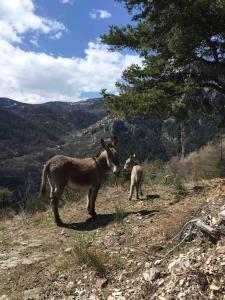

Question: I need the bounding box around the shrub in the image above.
[72,238,107,276]
[0,187,15,218]
[114,205,127,223]
[0,187,13,209]
[166,137,225,184]
[25,197,49,214]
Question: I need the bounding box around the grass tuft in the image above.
[114,206,127,223]
[72,238,107,276]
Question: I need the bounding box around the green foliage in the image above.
[24,197,49,214]
[102,0,225,120]
[0,187,13,208]
[114,205,127,223]
[143,160,167,186]
[72,238,107,276]
[0,187,15,218]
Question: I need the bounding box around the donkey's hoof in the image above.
[56,219,64,227]
[89,211,97,219]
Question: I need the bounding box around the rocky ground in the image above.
[0,180,224,300]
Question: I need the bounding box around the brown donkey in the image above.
[40,137,119,226]
[124,154,143,200]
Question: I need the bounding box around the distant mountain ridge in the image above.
[0,97,221,203]
[0,97,106,160]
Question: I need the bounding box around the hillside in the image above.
[0,97,221,204]
[0,179,224,299]
[0,98,106,160]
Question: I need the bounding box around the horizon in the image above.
[0,95,102,105]
[0,1,141,104]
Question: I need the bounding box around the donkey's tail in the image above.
[39,162,50,198]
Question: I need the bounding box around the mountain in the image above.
[0,97,106,160]
[0,97,221,204]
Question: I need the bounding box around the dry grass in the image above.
[166,138,225,185]
[0,182,214,298]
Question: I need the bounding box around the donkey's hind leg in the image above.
[139,177,143,197]
[51,186,64,226]
[87,185,100,218]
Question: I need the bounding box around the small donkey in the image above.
[40,137,119,226]
[124,154,143,200]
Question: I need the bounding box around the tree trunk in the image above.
[180,122,186,160]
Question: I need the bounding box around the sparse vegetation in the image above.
[0,187,15,218]
[167,138,225,184]
[72,238,107,276]
[114,205,127,223]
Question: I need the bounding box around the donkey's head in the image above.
[124,154,136,171]
[100,136,120,175]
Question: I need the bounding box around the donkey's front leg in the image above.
[87,185,100,218]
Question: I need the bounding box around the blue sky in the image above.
[0,0,141,103]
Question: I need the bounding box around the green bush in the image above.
[72,238,107,276]
[0,187,15,218]
[25,197,49,214]
[0,187,13,209]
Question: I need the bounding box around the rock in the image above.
[89,295,100,300]
[168,255,190,274]
[157,278,164,286]
[23,288,41,300]
[27,240,42,248]
[96,277,108,289]
[209,283,220,291]
[143,267,160,282]
[21,259,34,265]
[0,295,11,300]
[64,247,72,254]
[66,281,75,292]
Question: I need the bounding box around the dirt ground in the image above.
[0,182,214,299]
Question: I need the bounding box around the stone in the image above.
[27,240,42,248]
[168,255,190,274]
[64,247,72,254]
[66,281,75,292]
[209,283,220,291]
[0,295,11,300]
[23,288,41,300]
[96,277,108,289]
[143,267,160,282]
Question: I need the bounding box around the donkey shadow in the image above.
[61,209,159,231]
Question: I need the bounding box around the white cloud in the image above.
[0,40,142,103]
[50,32,63,40]
[89,9,112,20]
[30,35,39,47]
[0,0,66,43]
[60,0,75,5]
[0,0,141,104]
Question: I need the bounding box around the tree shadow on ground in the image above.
[61,209,159,231]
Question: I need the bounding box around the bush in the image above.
[0,187,13,209]
[114,205,127,223]
[0,187,15,218]
[72,238,107,276]
[166,137,225,184]
[24,197,49,214]
[143,160,166,186]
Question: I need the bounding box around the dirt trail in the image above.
[0,183,213,299]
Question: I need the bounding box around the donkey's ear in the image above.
[111,135,118,147]
[133,153,136,158]
[101,139,107,149]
